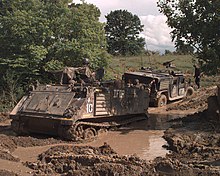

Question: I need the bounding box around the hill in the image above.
[107,54,219,88]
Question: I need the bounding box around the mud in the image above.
[166,86,216,112]
[0,131,66,147]
[0,169,18,176]
[0,112,9,123]
[160,112,220,175]
[0,86,219,175]
[25,116,220,176]
[159,90,220,175]
[83,122,168,160]
[25,144,155,176]
[0,151,20,162]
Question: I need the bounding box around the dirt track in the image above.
[0,86,219,175]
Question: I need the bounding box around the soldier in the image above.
[83,58,90,66]
[134,79,144,89]
[149,79,157,93]
[193,64,201,89]
[127,79,133,87]
[95,67,105,81]
[82,58,93,79]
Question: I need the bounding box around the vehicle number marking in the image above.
[87,103,93,113]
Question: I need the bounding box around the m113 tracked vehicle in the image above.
[10,67,150,140]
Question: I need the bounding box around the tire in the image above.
[98,128,107,135]
[83,128,96,140]
[156,94,167,107]
[186,87,194,97]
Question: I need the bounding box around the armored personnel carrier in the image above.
[124,68,194,107]
[10,67,149,140]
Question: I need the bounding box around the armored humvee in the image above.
[123,68,194,107]
[10,67,149,141]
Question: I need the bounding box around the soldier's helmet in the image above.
[83,58,90,65]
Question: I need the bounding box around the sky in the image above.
[73,0,175,52]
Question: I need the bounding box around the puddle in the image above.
[84,120,169,161]
[83,112,187,160]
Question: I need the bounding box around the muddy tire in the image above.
[186,87,194,97]
[83,128,96,140]
[98,128,107,135]
[156,94,167,107]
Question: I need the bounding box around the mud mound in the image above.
[163,112,220,175]
[0,170,18,176]
[0,134,17,152]
[161,90,220,176]
[166,86,216,111]
[0,133,66,162]
[25,141,220,176]
[0,112,9,122]
[11,136,65,148]
[0,135,18,161]
[164,127,220,159]
[0,151,20,162]
[153,156,220,176]
[26,143,155,176]
[0,134,65,150]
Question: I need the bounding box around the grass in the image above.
[106,54,219,88]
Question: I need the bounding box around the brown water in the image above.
[1,111,188,174]
[13,115,177,163]
[84,120,168,161]
[84,110,188,160]
[10,127,167,175]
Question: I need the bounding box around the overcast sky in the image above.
[73,0,175,52]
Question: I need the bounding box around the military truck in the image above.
[10,67,149,141]
[123,68,194,107]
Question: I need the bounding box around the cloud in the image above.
[140,15,175,52]
[72,0,175,52]
[73,0,160,20]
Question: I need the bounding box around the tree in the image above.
[157,0,220,74]
[176,41,194,55]
[105,10,145,56]
[0,0,108,87]
[0,0,109,104]
[164,50,172,55]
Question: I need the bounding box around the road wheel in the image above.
[186,87,194,97]
[75,125,84,139]
[98,128,107,135]
[83,128,96,140]
[157,94,167,107]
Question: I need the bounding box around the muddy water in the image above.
[83,119,168,161]
[84,111,187,160]
[14,112,184,163]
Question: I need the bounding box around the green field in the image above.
[106,54,219,88]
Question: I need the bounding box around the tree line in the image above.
[157,0,220,75]
[0,0,219,110]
